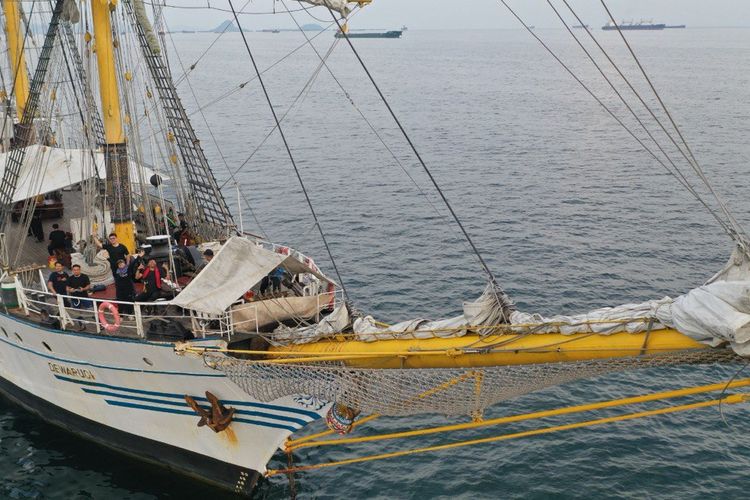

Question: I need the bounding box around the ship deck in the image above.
[6,187,87,270]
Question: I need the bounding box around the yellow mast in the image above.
[90,0,135,252]
[2,0,30,120]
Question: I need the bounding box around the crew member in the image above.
[172,212,189,243]
[270,266,285,293]
[194,248,214,275]
[95,232,130,277]
[47,261,69,296]
[66,264,91,309]
[135,259,162,302]
[47,223,67,256]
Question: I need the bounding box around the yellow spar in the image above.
[258,327,707,368]
[90,0,135,252]
[2,0,30,120]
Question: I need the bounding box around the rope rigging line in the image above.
[326,9,511,310]
[285,377,750,451]
[547,2,696,184]
[543,1,733,236]
[598,0,748,244]
[227,0,349,298]
[171,0,253,88]
[279,0,463,255]
[497,0,738,241]
[268,393,748,476]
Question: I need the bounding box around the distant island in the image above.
[211,20,239,33]
[301,23,323,31]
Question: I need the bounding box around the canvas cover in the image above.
[171,237,286,315]
[2,145,163,202]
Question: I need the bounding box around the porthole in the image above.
[42,342,52,352]
[14,332,22,343]
[142,357,153,366]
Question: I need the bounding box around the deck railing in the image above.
[15,278,232,339]
[12,276,344,341]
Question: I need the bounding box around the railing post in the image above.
[13,276,28,315]
[93,297,101,334]
[134,303,144,337]
[56,293,70,329]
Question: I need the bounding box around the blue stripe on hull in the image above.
[82,388,310,427]
[54,374,320,419]
[104,400,299,432]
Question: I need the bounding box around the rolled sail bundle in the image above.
[298,0,351,17]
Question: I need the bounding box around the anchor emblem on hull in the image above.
[184,391,236,432]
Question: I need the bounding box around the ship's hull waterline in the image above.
[0,311,327,496]
[269,328,707,368]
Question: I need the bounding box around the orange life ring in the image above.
[98,301,121,333]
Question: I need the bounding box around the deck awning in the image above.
[171,237,332,315]
[1,145,163,203]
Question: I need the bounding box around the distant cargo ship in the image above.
[602,20,666,31]
[335,30,402,39]
[666,25,687,29]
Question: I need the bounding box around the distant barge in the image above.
[602,21,666,31]
[335,30,402,39]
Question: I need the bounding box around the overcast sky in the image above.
[163,0,750,30]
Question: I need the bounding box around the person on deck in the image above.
[128,247,147,279]
[29,211,44,243]
[171,212,189,244]
[95,233,130,277]
[47,261,69,297]
[47,223,67,256]
[194,248,214,275]
[66,264,91,309]
[270,266,285,293]
[135,259,162,302]
[114,259,135,314]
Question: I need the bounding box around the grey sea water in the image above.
[3,27,750,498]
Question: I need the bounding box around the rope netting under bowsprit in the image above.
[203,349,740,417]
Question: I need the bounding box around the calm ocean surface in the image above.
[3,26,750,498]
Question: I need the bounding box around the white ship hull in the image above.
[0,311,326,495]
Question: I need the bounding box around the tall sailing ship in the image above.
[0,0,747,495]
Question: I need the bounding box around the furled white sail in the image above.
[0,145,163,203]
[298,0,350,17]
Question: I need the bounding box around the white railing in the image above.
[15,285,232,339]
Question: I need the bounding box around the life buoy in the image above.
[98,301,121,333]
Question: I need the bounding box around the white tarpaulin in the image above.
[171,237,286,315]
[2,145,163,202]
[298,0,350,16]
[173,237,334,315]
